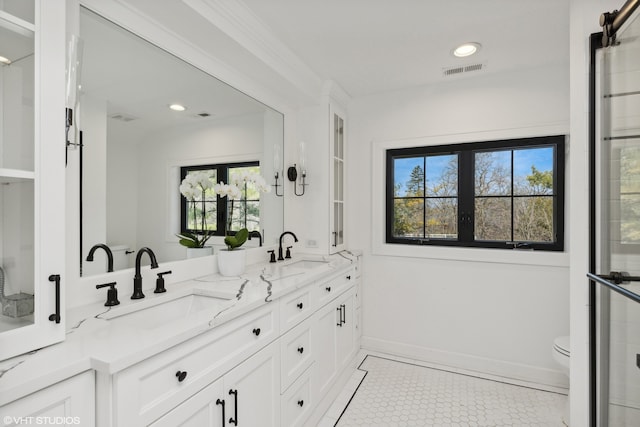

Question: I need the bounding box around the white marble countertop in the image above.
[0,251,360,406]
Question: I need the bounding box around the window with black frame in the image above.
[386,135,565,251]
[180,161,261,236]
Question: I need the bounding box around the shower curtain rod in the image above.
[600,0,640,46]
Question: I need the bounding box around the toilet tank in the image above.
[109,245,131,270]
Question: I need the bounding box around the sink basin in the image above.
[102,291,232,329]
[284,259,329,270]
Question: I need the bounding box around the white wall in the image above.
[349,64,571,387]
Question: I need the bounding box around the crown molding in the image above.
[322,80,351,109]
[183,0,324,101]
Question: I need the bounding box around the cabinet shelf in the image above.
[0,10,35,36]
[0,168,35,183]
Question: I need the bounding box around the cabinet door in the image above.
[313,287,356,399]
[313,295,339,398]
[0,371,94,427]
[150,378,225,427]
[0,0,66,361]
[329,103,346,253]
[223,341,280,427]
[336,290,356,370]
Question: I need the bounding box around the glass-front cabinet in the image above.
[330,103,346,253]
[0,0,66,361]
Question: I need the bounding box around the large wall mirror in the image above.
[79,7,284,276]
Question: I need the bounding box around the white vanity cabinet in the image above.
[0,0,67,361]
[152,341,281,427]
[111,303,278,426]
[313,286,357,400]
[99,264,359,427]
[0,371,95,427]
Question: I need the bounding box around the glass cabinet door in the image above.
[0,5,36,333]
[330,105,346,253]
[0,0,65,361]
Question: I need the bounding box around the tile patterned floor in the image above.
[322,355,567,427]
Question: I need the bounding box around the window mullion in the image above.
[458,152,474,243]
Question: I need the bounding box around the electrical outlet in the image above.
[306,239,318,248]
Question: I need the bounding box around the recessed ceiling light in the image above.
[453,42,481,58]
[169,104,186,111]
[0,55,11,65]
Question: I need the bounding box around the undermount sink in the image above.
[284,259,329,270]
[101,291,232,330]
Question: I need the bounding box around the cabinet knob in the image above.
[347,275,351,280]
[297,400,304,407]
[297,347,304,354]
[297,302,303,309]
[175,371,187,382]
[252,328,261,336]
[325,286,331,292]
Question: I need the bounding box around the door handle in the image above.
[228,389,238,425]
[48,274,61,323]
[216,399,226,427]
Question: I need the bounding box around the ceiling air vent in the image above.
[109,113,138,122]
[442,62,485,77]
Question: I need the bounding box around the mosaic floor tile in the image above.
[332,355,566,427]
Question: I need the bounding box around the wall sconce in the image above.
[273,144,283,197]
[288,141,308,196]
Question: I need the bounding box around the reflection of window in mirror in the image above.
[180,162,262,236]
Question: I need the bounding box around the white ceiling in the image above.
[240,0,570,97]
[85,0,571,108]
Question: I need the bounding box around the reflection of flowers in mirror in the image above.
[214,171,271,199]
[214,182,242,200]
[231,171,271,194]
[179,171,214,200]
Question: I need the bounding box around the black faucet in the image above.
[86,244,114,272]
[132,247,159,299]
[278,231,298,261]
[249,230,263,247]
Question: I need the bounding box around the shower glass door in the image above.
[595,6,640,426]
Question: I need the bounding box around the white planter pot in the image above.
[217,248,246,276]
[186,246,213,259]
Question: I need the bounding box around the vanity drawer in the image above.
[281,365,314,427]
[316,269,355,307]
[113,303,278,426]
[280,285,313,332]
[280,317,313,392]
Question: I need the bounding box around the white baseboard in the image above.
[361,336,569,393]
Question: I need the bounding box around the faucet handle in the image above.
[285,246,293,259]
[268,250,276,263]
[155,271,172,293]
[96,282,119,306]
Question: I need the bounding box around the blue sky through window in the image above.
[394,147,553,195]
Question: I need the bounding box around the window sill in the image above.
[371,241,569,267]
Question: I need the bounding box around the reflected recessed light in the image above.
[169,104,186,111]
[0,55,11,65]
[453,42,481,58]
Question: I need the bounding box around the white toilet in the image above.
[553,335,570,426]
